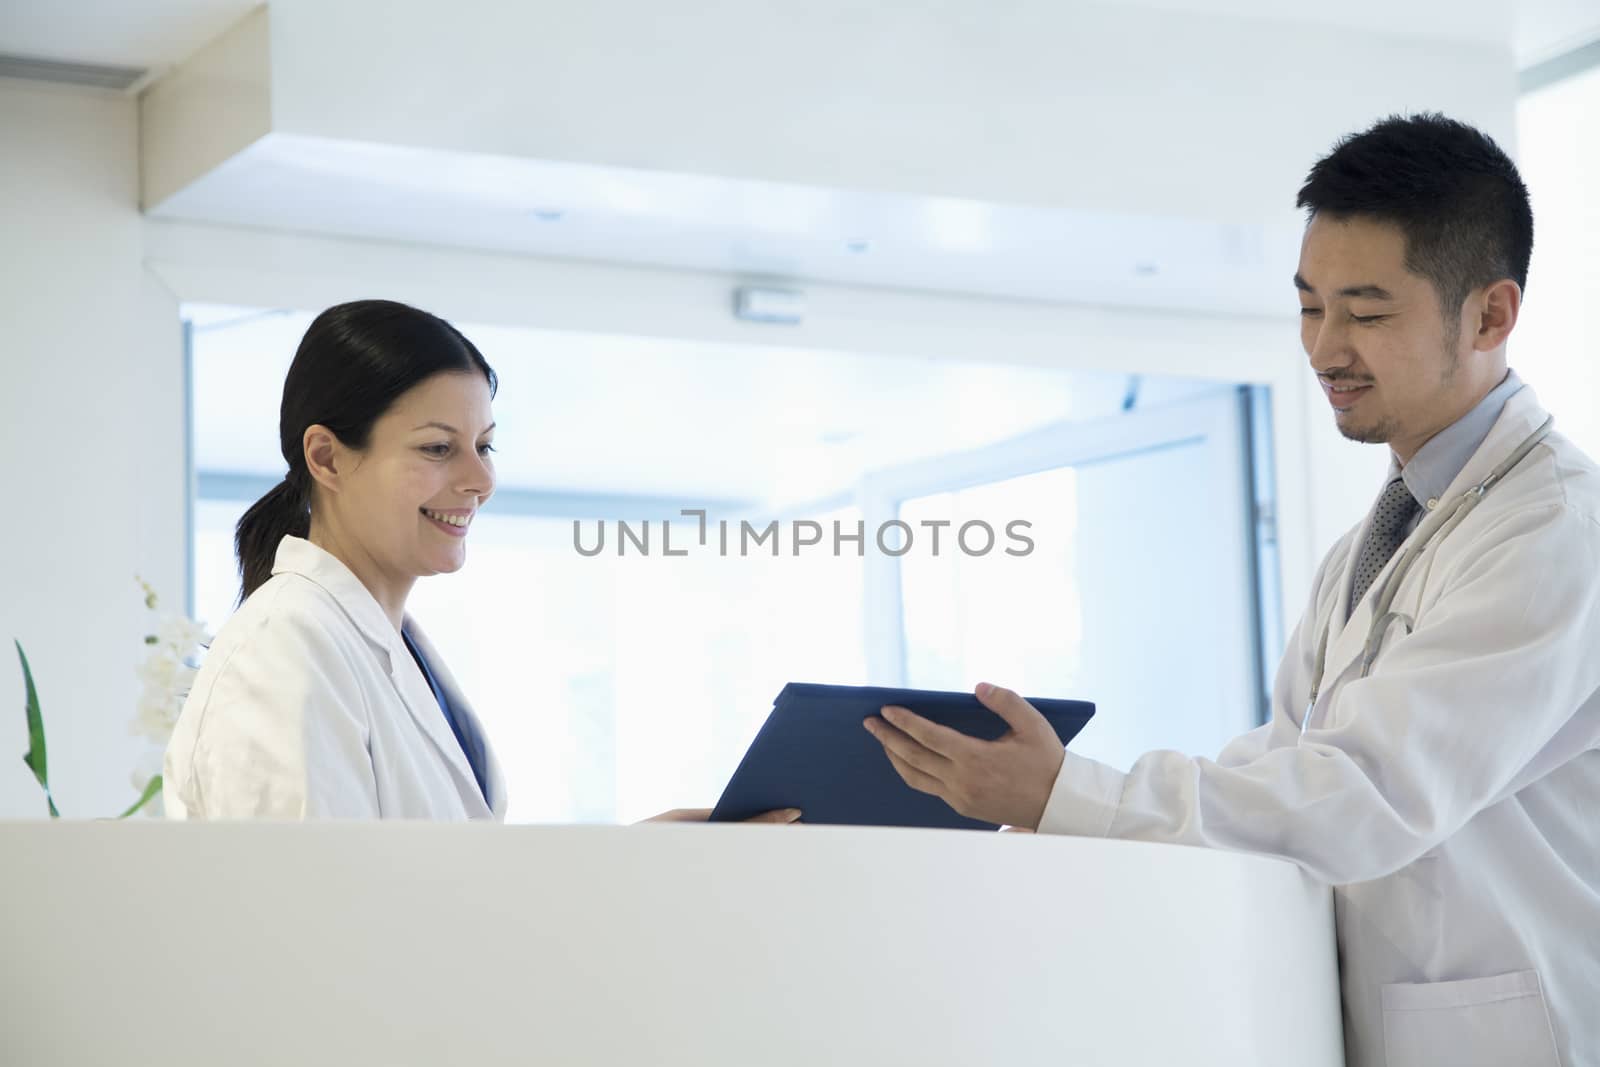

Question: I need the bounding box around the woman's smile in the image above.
[421,506,473,537]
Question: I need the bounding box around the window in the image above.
[1516,63,1600,457]
[884,390,1266,771]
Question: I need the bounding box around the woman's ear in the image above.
[303,425,343,495]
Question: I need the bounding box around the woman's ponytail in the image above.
[234,472,311,605]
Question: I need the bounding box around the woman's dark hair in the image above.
[1296,112,1534,325]
[234,299,498,604]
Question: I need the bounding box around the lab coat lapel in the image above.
[270,538,487,814]
[387,622,490,817]
[402,618,505,818]
[1319,530,1377,694]
[1322,513,1434,692]
[1316,385,1551,695]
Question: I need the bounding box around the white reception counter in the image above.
[2,822,1342,1065]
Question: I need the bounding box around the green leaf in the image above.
[15,640,59,818]
[116,775,164,820]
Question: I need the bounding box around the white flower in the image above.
[132,692,180,742]
[128,585,211,776]
[156,615,211,666]
[136,651,178,692]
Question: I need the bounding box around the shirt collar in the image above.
[1394,369,1524,508]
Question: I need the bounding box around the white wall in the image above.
[0,82,184,819]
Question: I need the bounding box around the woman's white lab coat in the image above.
[1041,386,1599,1067]
[164,536,506,821]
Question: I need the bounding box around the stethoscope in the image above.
[1301,416,1555,736]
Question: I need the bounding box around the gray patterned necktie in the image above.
[1351,477,1419,611]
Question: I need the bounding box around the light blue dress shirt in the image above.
[1396,369,1525,528]
[1348,369,1524,611]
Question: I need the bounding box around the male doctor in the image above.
[865,113,1599,1067]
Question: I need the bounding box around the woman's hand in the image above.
[639,808,802,824]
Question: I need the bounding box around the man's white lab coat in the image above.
[1042,386,1600,1066]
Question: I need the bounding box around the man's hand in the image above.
[640,808,802,824]
[863,682,1065,830]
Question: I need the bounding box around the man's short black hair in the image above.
[1297,113,1534,320]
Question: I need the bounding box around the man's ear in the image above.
[1471,279,1522,352]
[303,425,343,495]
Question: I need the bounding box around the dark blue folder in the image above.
[710,683,1095,831]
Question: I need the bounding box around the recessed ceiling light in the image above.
[845,239,872,254]
[530,209,565,222]
[1135,262,1159,276]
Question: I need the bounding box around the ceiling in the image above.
[158,132,1310,318]
[0,0,256,72]
[6,2,1594,319]
[2,0,1596,73]
[1113,0,1599,67]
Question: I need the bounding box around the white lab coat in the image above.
[1041,385,1600,1067]
[164,536,506,821]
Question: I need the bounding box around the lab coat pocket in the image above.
[1381,969,1559,1067]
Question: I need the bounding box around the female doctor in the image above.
[164,300,796,824]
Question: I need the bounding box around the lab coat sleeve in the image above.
[1039,502,1600,885]
[177,599,380,819]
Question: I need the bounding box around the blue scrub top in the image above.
[401,628,490,805]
